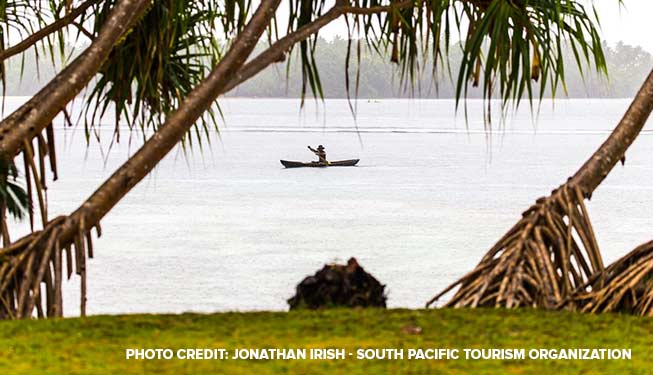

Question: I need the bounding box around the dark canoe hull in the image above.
[280,159,359,168]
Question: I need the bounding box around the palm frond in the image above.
[350,0,608,111]
[84,0,234,143]
[0,157,28,220]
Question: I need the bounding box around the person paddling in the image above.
[308,145,328,164]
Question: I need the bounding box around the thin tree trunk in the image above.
[52,0,282,244]
[570,69,653,196]
[0,0,151,159]
[3,0,406,244]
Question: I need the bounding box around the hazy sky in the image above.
[320,0,653,53]
[592,0,653,52]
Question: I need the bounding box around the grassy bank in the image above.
[1,308,651,374]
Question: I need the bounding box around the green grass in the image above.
[1,308,652,374]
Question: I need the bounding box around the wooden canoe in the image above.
[280,159,359,168]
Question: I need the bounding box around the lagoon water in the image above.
[6,97,653,315]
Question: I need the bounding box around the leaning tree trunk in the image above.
[0,0,281,320]
[427,68,653,309]
[569,71,653,196]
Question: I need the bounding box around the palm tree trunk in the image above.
[7,0,409,245]
[570,69,653,197]
[60,0,281,240]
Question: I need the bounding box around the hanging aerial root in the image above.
[12,125,59,235]
[575,241,653,316]
[0,124,60,299]
[426,183,604,310]
[0,212,100,319]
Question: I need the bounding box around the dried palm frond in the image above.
[427,183,604,309]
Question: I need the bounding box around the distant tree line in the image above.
[228,38,652,99]
[3,39,651,99]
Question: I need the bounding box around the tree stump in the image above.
[288,258,387,310]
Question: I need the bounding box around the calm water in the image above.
[6,98,653,315]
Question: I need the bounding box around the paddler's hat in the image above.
[317,145,325,150]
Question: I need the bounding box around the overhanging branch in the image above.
[0,0,100,63]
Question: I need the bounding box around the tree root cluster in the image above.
[428,181,653,317]
[576,241,653,316]
[0,214,98,319]
[427,184,604,309]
